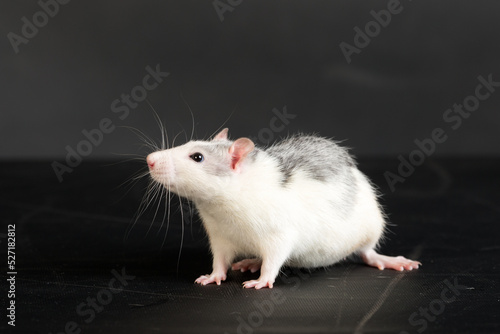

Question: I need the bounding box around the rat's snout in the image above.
[147,151,173,176]
[146,150,176,187]
[146,152,167,170]
[147,152,159,169]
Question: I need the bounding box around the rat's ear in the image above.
[228,138,255,170]
[213,128,229,141]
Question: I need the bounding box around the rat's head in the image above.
[146,128,255,201]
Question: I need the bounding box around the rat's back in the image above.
[265,135,356,185]
[253,134,385,268]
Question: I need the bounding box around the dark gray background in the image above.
[1,0,499,160]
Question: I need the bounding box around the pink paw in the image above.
[242,278,274,289]
[380,256,421,271]
[195,273,227,286]
[232,258,262,273]
[361,249,421,271]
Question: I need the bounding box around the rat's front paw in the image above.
[242,278,274,289]
[195,273,227,286]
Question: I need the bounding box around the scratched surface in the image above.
[0,159,499,333]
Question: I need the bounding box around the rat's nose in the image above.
[147,154,156,168]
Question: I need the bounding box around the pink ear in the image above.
[228,138,255,170]
[213,128,229,141]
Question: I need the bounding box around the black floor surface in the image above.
[1,158,499,333]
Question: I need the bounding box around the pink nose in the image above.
[147,154,156,168]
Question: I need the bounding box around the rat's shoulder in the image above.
[263,134,356,184]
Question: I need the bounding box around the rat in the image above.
[146,128,421,289]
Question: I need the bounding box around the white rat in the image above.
[146,128,421,289]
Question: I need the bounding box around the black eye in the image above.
[190,153,204,162]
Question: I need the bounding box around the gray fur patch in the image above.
[265,135,356,185]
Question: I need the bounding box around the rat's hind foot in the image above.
[195,272,227,286]
[361,249,421,271]
[232,258,262,273]
[242,278,274,289]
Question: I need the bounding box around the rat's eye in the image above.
[190,153,204,163]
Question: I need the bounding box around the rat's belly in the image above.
[286,245,353,268]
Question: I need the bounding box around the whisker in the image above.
[160,183,173,249]
[171,130,185,148]
[207,108,235,140]
[174,121,188,145]
[119,125,160,153]
[110,152,146,159]
[135,143,160,152]
[179,92,196,142]
[181,124,188,144]
[153,189,169,237]
[131,181,162,239]
[125,99,199,273]
[124,126,158,151]
[159,183,169,242]
[187,199,195,240]
[176,194,185,274]
[145,99,169,151]
[138,182,163,239]
[124,180,153,242]
[146,183,166,237]
[105,154,146,167]
[124,100,170,244]
[116,168,150,191]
